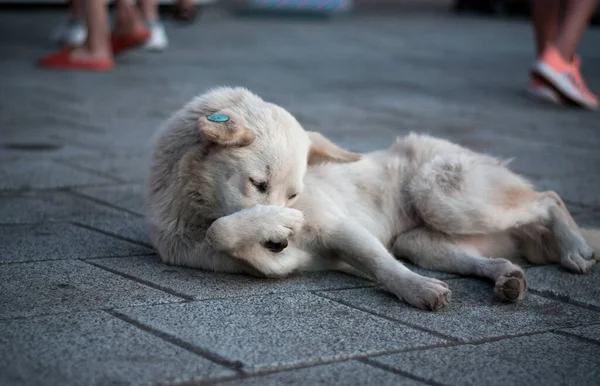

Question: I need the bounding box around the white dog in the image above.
[146,87,598,311]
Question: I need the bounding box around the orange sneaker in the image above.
[39,48,115,72]
[532,46,598,110]
[526,76,561,105]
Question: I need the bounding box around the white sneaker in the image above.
[52,19,87,46]
[143,21,168,51]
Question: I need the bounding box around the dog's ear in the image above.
[198,112,255,147]
[307,131,362,166]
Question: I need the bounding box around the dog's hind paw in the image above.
[494,270,527,302]
[561,245,596,274]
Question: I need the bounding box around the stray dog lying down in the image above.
[146,87,599,311]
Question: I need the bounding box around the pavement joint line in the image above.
[106,309,247,374]
[196,354,442,386]
[68,220,155,249]
[67,189,145,217]
[312,291,459,342]
[364,328,600,358]
[211,329,581,383]
[307,284,375,293]
[0,252,155,266]
[190,343,462,385]
[0,311,94,322]
[83,259,195,301]
[314,291,600,345]
[80,285,379,306]
[0,299,186,322]
[358,357,444,386]
[0,220,64,226]
[52,157,127,183]
[0,182,134,193]
[553,329,600,347]
[527,288,600,313]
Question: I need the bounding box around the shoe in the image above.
[143,21,169,51]
[531,46,598,110]
[39,48,115,72]
[52,18,87,46]
[111,28,151,55]
[526,76,562,105]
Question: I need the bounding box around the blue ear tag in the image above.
[206,114,230,123]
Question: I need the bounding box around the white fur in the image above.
[146,87,598,311]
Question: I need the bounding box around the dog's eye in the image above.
[288,193,298,200]
[249,178,268,193]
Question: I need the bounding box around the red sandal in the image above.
[111,28,151,55]
[39,48,115,72]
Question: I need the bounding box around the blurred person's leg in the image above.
[528,0,562,104]
[113,0,147,36]
[530,0,599,109]
[139,0,169,51]
[531,0,561,56]
[82,0,112,59]
[40,0,114,71]
[52,0,87,46]
[556,0,599,60]
[172,0,198,23]
[111,0,151,54]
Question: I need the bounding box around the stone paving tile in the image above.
[0,139,100,159]
[216,360,425,386]
[81,214,152,246]
[316,278,600,341]
[0,157,117,191]
[0,191,151,244]
[0,223,151,263]
[0,191,129,223]
[75,184,146,215]
[91,255,372,299]
[0,260,182,319]
[369,333,600,386]
[559,324,600,344]
[1,6,600,386]
[116,292,447,371]
[57,153,151,183]
[0,311,234,386]
[566,205,600,228]
[525,265,600,309]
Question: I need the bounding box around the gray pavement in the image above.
[1,4,600,386]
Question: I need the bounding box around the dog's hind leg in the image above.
[407,154,596,274]
[392,228,527,302]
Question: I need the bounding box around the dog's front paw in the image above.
[256,207,304,253]
[392,276,451,311]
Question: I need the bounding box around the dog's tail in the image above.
[581,228,600,261]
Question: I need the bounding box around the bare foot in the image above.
[71,45,112,62]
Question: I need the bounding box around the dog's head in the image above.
[188,87,361,216]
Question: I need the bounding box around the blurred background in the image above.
[1,2,600,385]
